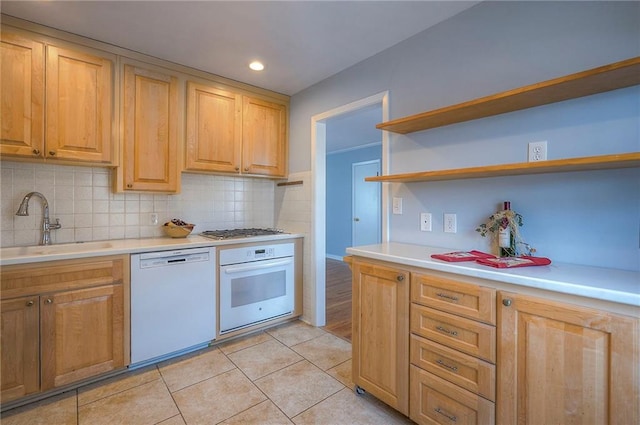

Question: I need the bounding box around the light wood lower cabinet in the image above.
[497,291,639,425]
[0,255,128,404]
[352,260,639,425]
[411,365,495,425]
[352,259,410,415]
[0,296,39,402]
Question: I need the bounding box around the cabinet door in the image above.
[185,81,242,173]
[498,291,639,425]
[242,96,287,177]
[122,64,179,192]
[46,45,114,163]
[40,284,124,391]
[0,30,44,158]
[1,297,40,403]
[352,260,409,415]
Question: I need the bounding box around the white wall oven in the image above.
[219,242,294,334]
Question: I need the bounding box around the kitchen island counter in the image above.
[347,242,640,308]
[0,233,303,266]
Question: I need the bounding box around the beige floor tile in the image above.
[326,359,353,388]
[227,338,303,380]
[157,414,186,425]
[267,321,327,346]
[159,348,236,392]
[292,387,414,425]
[173,368,266,424]
[0,391,77,425]
[255,360,344,418]
[78,378,178,425]
[218,331,275,355]
[221,400,293,425]
[291,333,351,370]
[77,366,160,406]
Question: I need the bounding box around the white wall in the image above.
[288,1,640,271]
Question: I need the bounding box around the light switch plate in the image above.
[420,212,432,231]
[392,197,403,215]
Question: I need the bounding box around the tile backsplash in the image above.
[0,161,275,247]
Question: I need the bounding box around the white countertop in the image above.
[347,242,640,307]
[0,233,303,266]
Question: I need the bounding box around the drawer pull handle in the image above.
[436,359,458,372]
[436,292,459,302]
[434,407,457,422]
[436,325,458,337]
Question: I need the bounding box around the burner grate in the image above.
[200,228,285,240]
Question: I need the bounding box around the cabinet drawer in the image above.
[1,255,126,299]
[410,365,494,425]
[411,304,496,363]
[411,334,495,401]
[412,273,496,325]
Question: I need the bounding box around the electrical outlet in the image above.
[150,213,158,225]
[392,197,403,215]
[528,141,547,162]
[420,212,432,232]
[444,213,457,233]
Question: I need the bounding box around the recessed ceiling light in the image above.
[249,61,265,71]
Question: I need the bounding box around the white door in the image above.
[352,160,381,247]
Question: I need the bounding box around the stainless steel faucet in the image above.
[15,192,62,245]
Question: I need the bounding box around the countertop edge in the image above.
[346,243,640,307]
[0,234,304,266]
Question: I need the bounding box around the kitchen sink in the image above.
[2,241,115,257]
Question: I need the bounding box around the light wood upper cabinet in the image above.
[0,28,115,165]
[120,63,180,192]
[185,83,288,178]
[497,291,639,425]
[45,45,113,163]
[185,82,242,173]
[242,96,287,177]
[0,30,44,158]
[352,259,410,415]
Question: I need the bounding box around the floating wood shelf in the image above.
[365,153,640,183]
[376,57,640,134]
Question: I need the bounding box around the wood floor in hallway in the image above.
[322,258,352,341]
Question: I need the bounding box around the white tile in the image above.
[92,227,109,241]
[93,186,110,201]
[75,227,93,242]
[109,213,125,226]
[93,213,109,227]
[75,213,93,228]
[74,171,93,186]
[125,225,140,239]
[109,226,125,239]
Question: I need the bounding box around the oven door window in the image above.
[220,258,294,333]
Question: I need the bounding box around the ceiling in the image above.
[1,0,478,152]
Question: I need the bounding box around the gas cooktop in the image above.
[200,228,286,240]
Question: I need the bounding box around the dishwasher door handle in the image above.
[223,258,293,274]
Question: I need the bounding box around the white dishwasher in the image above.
[130,247,216,367]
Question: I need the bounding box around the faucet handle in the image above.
[50,218,62,230]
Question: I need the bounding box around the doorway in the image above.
[310,91,389,328]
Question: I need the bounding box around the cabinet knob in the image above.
[354,217,360,222]
[45,298,53,304]
[502,298,512,307]
[127,184,133,188]
[397,275,404,282]
[26,300,35,307]
[32,149,40,155]
[244,167,249,172]
[49,151,56,156]
[235,167,240,171]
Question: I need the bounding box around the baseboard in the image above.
[326,254,345,261]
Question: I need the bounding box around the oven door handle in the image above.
[223,258,293,274]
